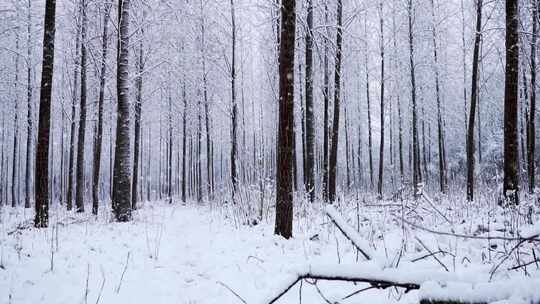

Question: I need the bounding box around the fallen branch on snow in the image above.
[324,205,379,262]
[261,263,421,304]
[261,263,540,304]
[261,204,540,304]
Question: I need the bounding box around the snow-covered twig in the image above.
[401,217,540,242]
[415,237,449,272]
[95,266,106,304]
[216,281,247,304]
[262,264,421,304]
[115,251,131,294]
[324,205,377,262]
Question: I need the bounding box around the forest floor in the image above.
[1,193,539,304]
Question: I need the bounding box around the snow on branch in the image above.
[260,263,422,304]
[419,279,540,304]
[261,262,540,304]
[520,222,540,239]
[324,205,380,262]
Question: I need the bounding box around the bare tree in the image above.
[132,27,144,209]
[328,0,343,203]
[430,0,448,193]
[92,1,111,215]
[467,0,482,202]
[304,0,315,202]
[377,1,385,198]
[528,0,538,194]
[407,0,422,193]
[112,0,133,221]
[275,0,296,238]
[322,0,330,201]
[24,0,33,209]
[181,61,187,203]
[503,0,520,205]
[67,13,81,211]
[200,1,214,200]
[35,0,57,228]
[75,0,88,213]
[230,0,238,203]
[12,28,20,208]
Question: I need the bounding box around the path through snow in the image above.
[0,203,405,304]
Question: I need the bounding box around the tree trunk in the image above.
[35,0,57,227]
[503,0,520,205]
[67,18,81,211]
[528,0,538,194]
[230,0,238,203]
[322,0,330,201]
[75,0,88,213]
[377,1,385,198]
[169,87,174,204]
[408,0,422,193]
[132,32,143,209]
[328,0,343,203]
[12,31,20,208]
[92,1,111,215]
[304,0,315,202]
[364,15,374,189]
[200,9,214,200]
[344,104,351,192]
[275,0,296,238]
[520,66,528,176]
[182,76,187,203]
[112,0,132,222]
[461,0,468,144]
[25,0,33,209]
[1,109,5,206]
[467,0,482,202]
[430,0,448,194]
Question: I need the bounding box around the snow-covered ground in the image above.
[1,194,539,303]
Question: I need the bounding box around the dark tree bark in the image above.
[75,0,88,213]
[112,0,132,222]
[357,117,363,186]
[147,126,152,201]
[344,105,351,191]
[322,0,330,201]
[1,109,5,206]
[304,0,315,202]
[169,86,174,204]
[503,0,520,205]
[182,76,187,203]
[430,0,448,194]
[200,7,214,200]
[407,0,422,193]
[35,0,57,227]
[275,0,296,239]
[461,0,468,143]
[298,58,306,192]
[520,69,528,174]
[230,0,238,202]
[328,0,343,203]
[377,1,385,198]
[132,32,144,209]
[67,18,81,211]
[364,15,374,189]
[12,31,20,208]
[528,0,538,194]
[159,116,163,199]
[25,0,33,209]
[392,7,404,181]
[60,101,65,206]
[92,1,111,215]
[467,0,482,202]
